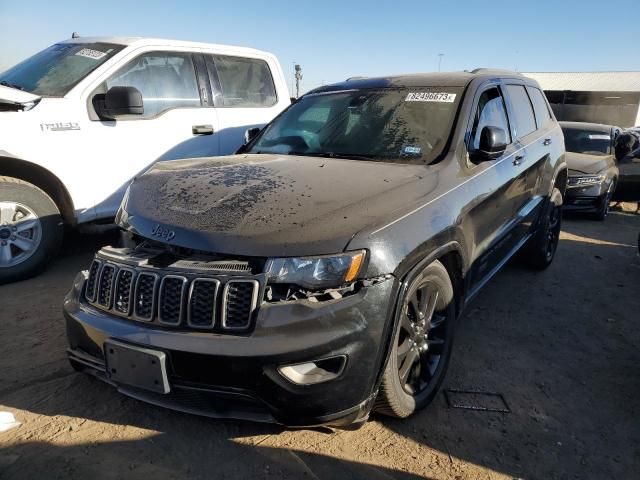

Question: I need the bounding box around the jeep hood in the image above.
[566,152,614,175]
[0,85,40,111]
[119,154,433,257]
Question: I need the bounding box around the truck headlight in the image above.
[567,174,606,188]
[265,250,366,289]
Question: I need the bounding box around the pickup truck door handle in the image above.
[192,125,214,135]
[512,155,525,166]
[543,138,552,146]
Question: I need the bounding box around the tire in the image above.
[375,259,456,418]
[523,187,562,270]
[593,181,615,221]
[0,176,63,284]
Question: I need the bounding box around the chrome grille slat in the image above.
[158,275,188,325]
[222,279,259,330]
[113,268,135,315]
[134,272,159,321]
[85,260,102,302]
[187,278,220,329]
[97,264,117,308]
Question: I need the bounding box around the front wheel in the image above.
[0,177,63,284]
[593,181,615,221]
[523,188,562,270]
[375,259,456,418]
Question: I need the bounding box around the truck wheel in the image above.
[375,259,456,418]
[523,187,562,270]
[0,176,63,284]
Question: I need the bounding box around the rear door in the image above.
[205,53,282,154]
[503,84,550,239]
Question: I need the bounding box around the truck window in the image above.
[469,87,511,150]
[528,87,552,129]
[105,52,201,118]
[211,55,277,107]
[505,85,537,138]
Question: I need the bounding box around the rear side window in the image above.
[528,87,552,128]
[469,87,511,150]
[106,52,201,118]
[211,55,277,107]
[505,85,537,138]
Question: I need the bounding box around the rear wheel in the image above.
[523,187,562,270]
[0,177,63,284]
[375,259,456,418]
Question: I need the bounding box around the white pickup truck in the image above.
[0,37,290,282]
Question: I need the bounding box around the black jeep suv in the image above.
[64,69,567,427]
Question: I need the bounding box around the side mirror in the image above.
[95,86,143,120]
[244,127,261,145]
[476,126,508,160]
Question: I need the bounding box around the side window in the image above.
[105,52,200,118]
[505,85,537,138]
[528,87,552,129]
[211,55,277,107]
[469,87,512,150]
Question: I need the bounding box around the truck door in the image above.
[81,50,220,220]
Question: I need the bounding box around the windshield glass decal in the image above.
[405,92,457,103]
[75,48,108,60]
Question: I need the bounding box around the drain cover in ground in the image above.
[444,389,510,413]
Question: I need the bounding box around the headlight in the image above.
[265,250,366,289]
[567,175,606,188]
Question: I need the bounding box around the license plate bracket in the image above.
[104,340,170,394]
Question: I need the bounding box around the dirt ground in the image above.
[1,208,639,480]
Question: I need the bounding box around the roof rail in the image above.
[345,76,366,81]
[470,68,522,76]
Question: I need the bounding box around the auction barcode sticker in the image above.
[406,92,457,103]
[75,48,107,60]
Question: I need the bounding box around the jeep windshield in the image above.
[249,87,463,164]
[0,42,124,97]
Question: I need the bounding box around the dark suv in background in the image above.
[64,69,567,427]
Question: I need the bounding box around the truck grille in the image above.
[85,260,258,332]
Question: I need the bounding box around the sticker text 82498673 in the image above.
[405,92,457,103]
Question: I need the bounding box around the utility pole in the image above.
[438,53,444,72]
[294,64,303,98]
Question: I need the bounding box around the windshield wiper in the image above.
[0,80,25,91]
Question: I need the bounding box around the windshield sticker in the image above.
[406,92,456,103]
[75,48,107,60]
[401,145,422,156]
[588,134,610,140]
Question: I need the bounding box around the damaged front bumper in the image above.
[64,260,397,428]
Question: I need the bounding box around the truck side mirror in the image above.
[476,126,508,160]
[95,86,143,120]
[244,127,261,145]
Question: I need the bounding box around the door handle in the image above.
[512,155,525,166]
[543,138,552,146]
[192,124,214,135]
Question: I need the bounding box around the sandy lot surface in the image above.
[1,210,639,480]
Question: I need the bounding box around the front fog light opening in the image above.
[278,355,347,385]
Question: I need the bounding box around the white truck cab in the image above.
[0,37,290,282]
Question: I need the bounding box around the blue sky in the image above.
[1,0,637,93]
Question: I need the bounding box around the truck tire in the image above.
[375,259,456,418]
[0,176,63,284]
[523,188,563,270]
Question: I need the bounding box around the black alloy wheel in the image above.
[376,259,456,418]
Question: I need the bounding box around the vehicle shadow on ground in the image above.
[1,215,639,479]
